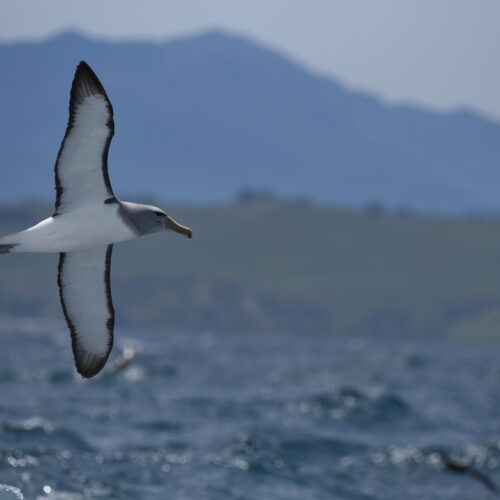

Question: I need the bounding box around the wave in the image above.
[283,386,423,428]
[2,418,94,453]
[0,485,23,500]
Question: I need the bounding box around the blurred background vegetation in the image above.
[1,198,499,339]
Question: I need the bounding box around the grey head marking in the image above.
[118,202,192,239]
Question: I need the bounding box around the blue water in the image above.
[1,326,500,499]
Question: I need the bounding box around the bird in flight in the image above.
[0,61,192,378]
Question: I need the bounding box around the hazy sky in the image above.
[1,0,498,120]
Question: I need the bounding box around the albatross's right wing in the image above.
[58,245,115,378]
[54,61,116,215]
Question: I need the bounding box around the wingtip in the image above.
[75,60,92,77]
[69,60,110,111]
[74,61,100,84]
[75,351,110,378]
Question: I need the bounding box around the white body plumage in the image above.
[1,203,136,253]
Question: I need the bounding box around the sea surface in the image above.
[1,325,500,499]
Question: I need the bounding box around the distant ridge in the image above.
[0,30,499,213]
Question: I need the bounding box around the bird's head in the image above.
[122,203,192,238]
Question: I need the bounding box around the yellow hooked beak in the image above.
[165,215,192,239]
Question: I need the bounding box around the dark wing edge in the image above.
[57,245,115,378]
[54,61,116,216]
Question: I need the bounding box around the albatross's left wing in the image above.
[58,245,114,378]
[54,61,116,215]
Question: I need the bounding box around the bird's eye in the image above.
[154,211,164,217]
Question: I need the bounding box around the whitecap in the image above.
[0,485,23,500]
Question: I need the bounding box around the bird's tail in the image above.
[0,243,17,254]
[0,233,19,254]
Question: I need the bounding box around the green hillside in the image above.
[1,201,500,337]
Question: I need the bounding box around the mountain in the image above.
[0,31,499,213]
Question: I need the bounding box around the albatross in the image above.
[0,61,192,378]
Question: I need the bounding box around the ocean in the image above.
[0,325,500,499]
